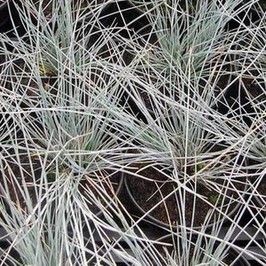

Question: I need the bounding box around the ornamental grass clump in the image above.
[119,0,254,230]
[0,1,144,264]
[0,0,266,265]
[123,85,249,228]
[133,0,249,81]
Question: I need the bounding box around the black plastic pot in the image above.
[125,173,248,231]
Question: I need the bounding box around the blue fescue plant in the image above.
[0,0,266,265]
[0,1,140,264]
[113,0,253,229]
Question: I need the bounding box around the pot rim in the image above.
[125,174,248,230]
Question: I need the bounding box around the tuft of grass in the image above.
[0,0,266,265]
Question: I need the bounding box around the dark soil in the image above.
[126,166,247,227]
